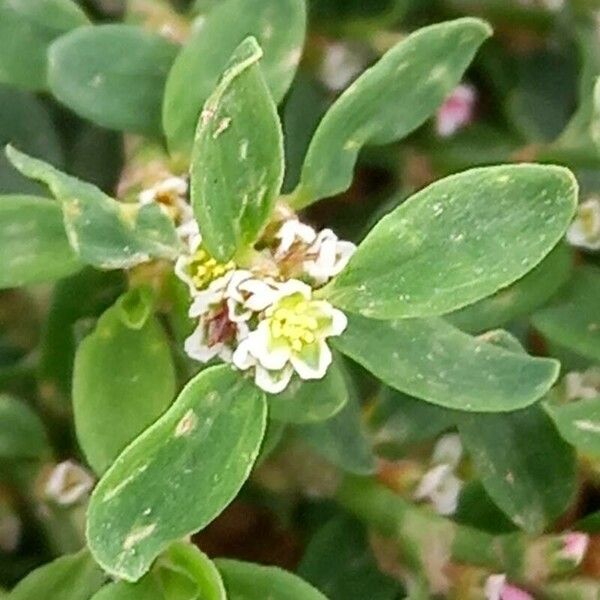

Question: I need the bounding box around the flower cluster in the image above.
[567,197,600,251]
[138,180,355,394]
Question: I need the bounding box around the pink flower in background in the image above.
[560,532,589,566]
[436,83,476,137]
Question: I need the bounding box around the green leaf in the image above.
[0,84,63,195]
[215,559,327,600]
[291,18,491,207]
[296,391,375,475]
[323,164,577,320]
[87,365,267,582]
[9,550,105,600]
[191,37,284,262]
[0,394,48,460]
[298,515,401,600]
[545,398,600,457]
[6,146,181,269]
[371,388,455,451]
[532,265,600,362]
[49,25,178,137]
[0,0,88,91]
[447,243,573,334]
[92,542,226,600]
[333,314,559,411]
[458,405,577,533]
[0,195,82,288]
[39,269,125,404]
[163,0,306,155]
[73,289,176,475]
[269,362,348,424]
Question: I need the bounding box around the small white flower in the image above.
[567,198,600,251]
[436,83,476,137]
[232,280,348,394]
[564,367,600,401]
[319,41,367,92]
[304,229,356,285]
[175,234,236,296]
[44,460,94,506]
[414,433,463,515]
[558,532,589,566]
[275,220,356,286]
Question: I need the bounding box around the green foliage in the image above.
[0,0,88,91]
[163,0,306,155]
[191,37,284,261]
[333,315,559,411]
[6,147,181,269]
[324,164,577,320]
[87,366,267,581]
[532,265,600,362]
[49,25,178,137]
[9,550,105,600]
[73,288,176,474]
[215,559,327,600]
[0,394,48,460]
[0,195,82,288]
[458,406,577,533]
[291,18,491,207]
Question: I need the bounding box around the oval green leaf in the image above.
[163,0,305,155]
[0,394,48,460]
[215,559,327,600]
[9,550,105,600]
[545,398,600,457]
[87,365,267,582]
[0,0,88,91]
[532,265,600,362]
[323,164,577,320]
[292,17,491,207]
[191,37,284,261]
[6,146,181,269]
[333,314,559,412]
[269,362,348,424]
[0,195,82,288]
[458,405,577,533]
[48,25,178,136]
[73,290,176,474]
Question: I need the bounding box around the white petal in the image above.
[332,240,356,274]
[174,255,195,292]
[430,472,462,515]
[290,340,332,381]
[45,461,94,506]
[255,364,294,394]
[184,325,222,363]
[225,270,253,302]
[317,303,348,337]
[275,219,316,256]
[188,274,231,317]
[248,323,290,371]
[414,464,452,501]
[484,574,507,600]
[239,278,280,311]
[432,433,463,469]
[275,278,312,300]
[226,297,253,323]
[232,339,256,371]
[138,189,155,205]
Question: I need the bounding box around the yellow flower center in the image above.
[268,299,320,352]
[188,247,235,290]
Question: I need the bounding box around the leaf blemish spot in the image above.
[213,117,232,139]
[122,524,156,550]
[175,409,198,437]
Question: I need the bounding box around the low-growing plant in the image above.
[0,0,599,599]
